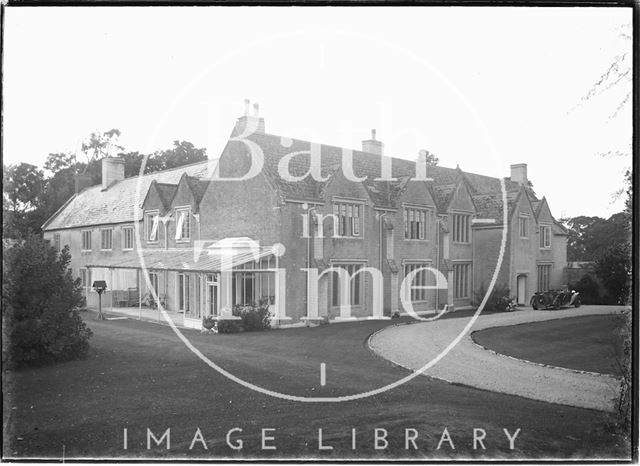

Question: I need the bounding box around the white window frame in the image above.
[174,206,191,242]
[518,215,529,239]
[100,228,113,251]
[404,205,430,241]
[81,230,92,251]
[122,226,134,251]
[145,210,160,243]
[539,225,551,249]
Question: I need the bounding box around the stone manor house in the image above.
[42,105,568,328]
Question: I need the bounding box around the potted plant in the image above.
[202,316,218,333]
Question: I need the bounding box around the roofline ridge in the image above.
[250,131,514,188]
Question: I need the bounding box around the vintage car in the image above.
[530,288,581,310]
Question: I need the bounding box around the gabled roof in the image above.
[361,176,412,209]
[43,160,215,230]
[154,182,179,210]
[228,132,532,215]
[45,127,549,231]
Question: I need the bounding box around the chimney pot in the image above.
[233,100,266,135]
[371,128,376,140]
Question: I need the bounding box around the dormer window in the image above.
[332,201,362,238]
[404,207,430,240]
[145,211,159,242]
[175,207,191,242]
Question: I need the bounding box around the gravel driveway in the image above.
[369,306,624,412]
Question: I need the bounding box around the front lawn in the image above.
[473,314,624,376]
[3,313,629,459]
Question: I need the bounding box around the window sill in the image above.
[175,239,191,243]
[100,249,113,252]
[404,239,430,242]
[123,248,134,251]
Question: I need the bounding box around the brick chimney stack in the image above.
[234,99,266,135]
[510,163,528,185]
[362,129,384,155]
[102,157,125,190]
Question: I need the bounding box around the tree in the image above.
[3,164,46,239]
[2,236,92,368]
[595,242,631,305]
[419,149,439,167]
[80,128,124,164]
[119,151,145,178]
[44,152,77,174]
[3,163,45,212]
[145,140,207,173]
[3,131,207,239]
[561,213,628,261]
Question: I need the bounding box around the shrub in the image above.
[568,274,601,305]
[217,318,243,334]
[2,235,93,368]
[609,309,631,439]
[473,283,514,312]
[202,315,216,330]
[233,301,271,332]
[596,242,631,305]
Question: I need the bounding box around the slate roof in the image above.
[44,128,552,231]
[227,132,535,220]
[43,161,215,230]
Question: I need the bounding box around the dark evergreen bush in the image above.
[568,274,601,305]
[2,235,93,368]
[473,283,514,312]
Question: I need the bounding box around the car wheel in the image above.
[553,300,560,310]
[574,298,581,308]
[532,296,544,310]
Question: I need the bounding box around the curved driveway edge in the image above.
[369,306,624,412]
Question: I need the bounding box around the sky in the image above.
[3,6,632,219]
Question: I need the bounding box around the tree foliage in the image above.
[2,131,207,239]
[145,141,207,173]
[595,242,631,305]
[2,236,93,368]
[561,213,628,262]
